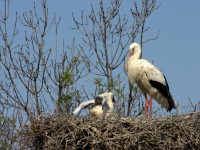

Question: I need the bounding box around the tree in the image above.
[0,107,17,149]
[0,0,85,128]
[0,0,160,148]
[72,0,159,116]
[127,0,160,116]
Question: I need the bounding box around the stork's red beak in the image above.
[130,51,134,56]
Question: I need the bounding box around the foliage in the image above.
[0,116,17,149]
[56,93,73,112]
[59,71,74,87]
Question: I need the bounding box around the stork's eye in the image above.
[131,47,135,52]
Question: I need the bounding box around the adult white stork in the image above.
[73,92,115,118]
[126,43,176,119]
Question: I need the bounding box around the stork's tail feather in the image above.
[167,94,176,112]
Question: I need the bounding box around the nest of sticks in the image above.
[20,112,200,149]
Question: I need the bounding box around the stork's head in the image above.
[94,92,113,104]
[95,92,115,109]
[97,92,115,110]
[94,96,104,105]
[129,43,142,59]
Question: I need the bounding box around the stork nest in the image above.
[20,112,200,149]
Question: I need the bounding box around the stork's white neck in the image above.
[126,43,142,73]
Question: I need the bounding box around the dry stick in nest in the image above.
[20,113,200,149]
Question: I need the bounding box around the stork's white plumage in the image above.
[73,99,96,116]
[126,43,176,119]
[73,92,115,118]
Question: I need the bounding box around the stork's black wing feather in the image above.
[149,75,176,111]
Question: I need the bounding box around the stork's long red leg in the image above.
[145,98,149,120]
[149,97,153,119]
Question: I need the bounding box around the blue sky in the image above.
[2,0,200,114]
